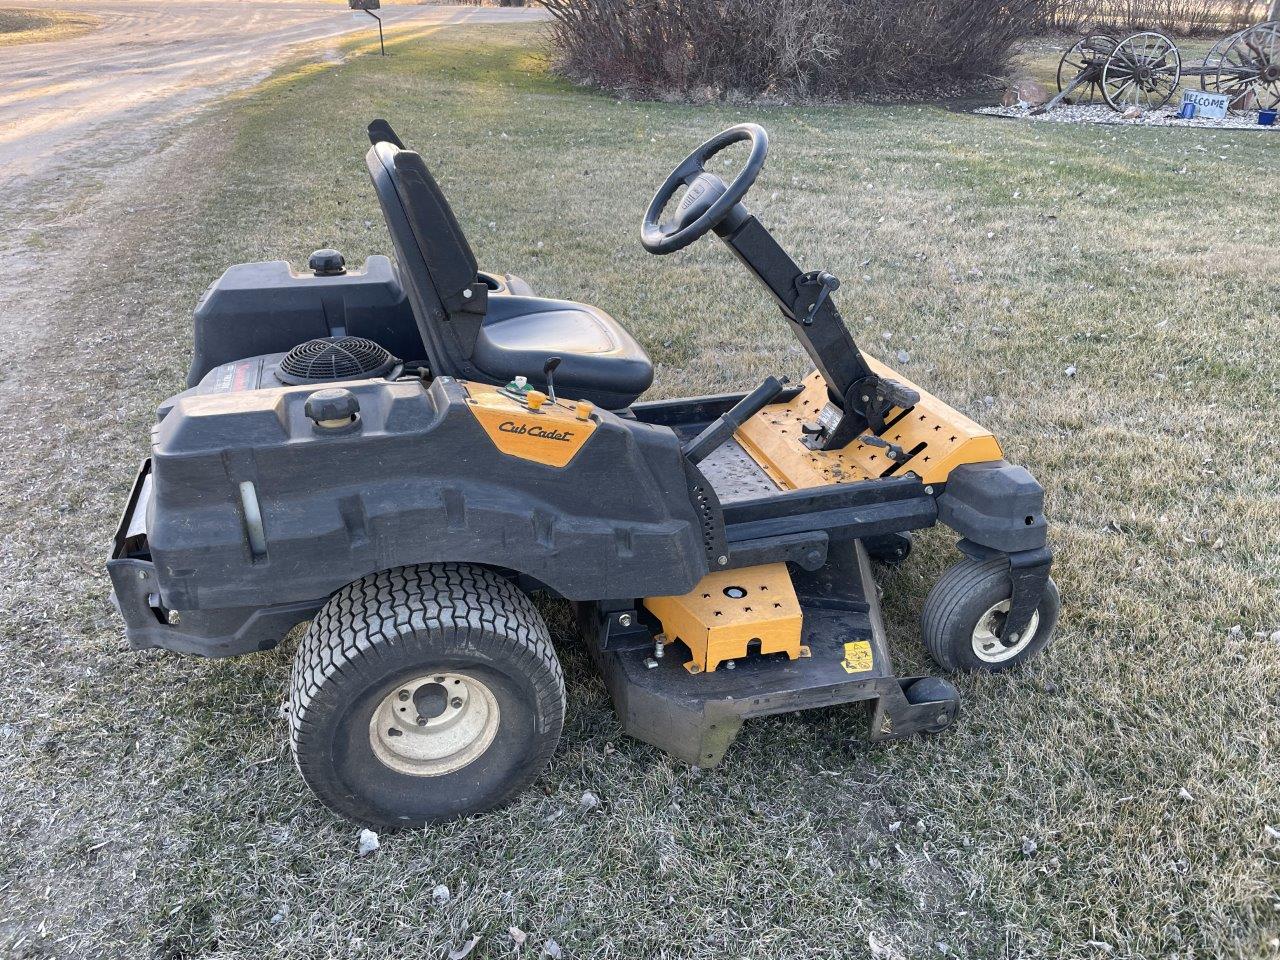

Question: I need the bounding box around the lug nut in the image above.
[450,697,463,708]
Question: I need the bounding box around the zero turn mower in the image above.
[107,121,1059,827]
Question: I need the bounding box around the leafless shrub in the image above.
[1037,0,1269,35]
[543,0,1046,101]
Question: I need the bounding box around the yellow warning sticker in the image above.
[841,640,874,674]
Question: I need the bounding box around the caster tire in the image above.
[289,563,565,829]
[922,557,1059,673]
[905,675,959,706]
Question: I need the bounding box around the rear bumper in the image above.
[106,459,321,657]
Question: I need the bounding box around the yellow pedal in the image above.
[643,563,803,673]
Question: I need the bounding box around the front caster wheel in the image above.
[922,558,1060,673]
[289,564,565,828]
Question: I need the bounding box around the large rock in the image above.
[1002,77,1050,108]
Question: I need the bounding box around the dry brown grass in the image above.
[1040,0,1269,35]
[1,23,1278,960]
[0,6,98,45]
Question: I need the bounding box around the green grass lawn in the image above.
[2,22,1278,960]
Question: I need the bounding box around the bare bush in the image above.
[543,0,1045,101]
[1037,0,1269,35]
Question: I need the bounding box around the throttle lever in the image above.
[794,271,841,326]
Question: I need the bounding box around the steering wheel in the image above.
[641,123,768,255]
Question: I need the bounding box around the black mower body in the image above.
[111,366,721,656]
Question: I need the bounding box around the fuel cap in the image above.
[309,249,346,276]
[305,388,360,430]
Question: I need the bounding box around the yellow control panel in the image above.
[463,381,598,468]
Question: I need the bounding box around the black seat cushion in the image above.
[364,126,653,409]
[473,296,654,410]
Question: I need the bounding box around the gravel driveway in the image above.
[0,0,543,380]
[0,0,543,181]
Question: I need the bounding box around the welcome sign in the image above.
[1181,89,1233,119]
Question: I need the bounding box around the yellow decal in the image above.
[464,382,597,468]
[841,640,874,674]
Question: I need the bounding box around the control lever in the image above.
[683,376,786,464]
[810,374,921,451]
[795,271,840,326]
[856,433,907,462]
[543,356,562,405]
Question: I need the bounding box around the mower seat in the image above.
[365,124,654,409]
[475,296,654,410]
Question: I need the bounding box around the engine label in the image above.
[206,358,262,394]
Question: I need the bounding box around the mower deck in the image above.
[591,540,957,767]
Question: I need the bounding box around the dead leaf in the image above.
[448,935,480,960]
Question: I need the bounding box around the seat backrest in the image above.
[364,132,486,377]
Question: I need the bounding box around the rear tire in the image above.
[922,557,1059,673]
[289,564,565,828]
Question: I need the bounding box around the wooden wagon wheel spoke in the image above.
[1056,34,1117,104]
[1218,22,1280,110]
[1200,29,1243,93]
[1103,32,1181,111]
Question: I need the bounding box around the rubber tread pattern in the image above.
[288,563,564,819]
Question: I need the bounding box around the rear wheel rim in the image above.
[369,672,501,777]
[971,601,1040,664]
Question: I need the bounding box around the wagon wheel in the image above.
[1102,32,1183,112]
[1211,20,1280,111]
[1057,34,1118,104]
[1199,28,1244,95]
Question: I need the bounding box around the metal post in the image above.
[1270,0,1279,22]
[366,9,384,56]
[349,0,385,55]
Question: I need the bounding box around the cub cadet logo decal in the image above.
[464,383,598,468]
[498,420,575,443]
